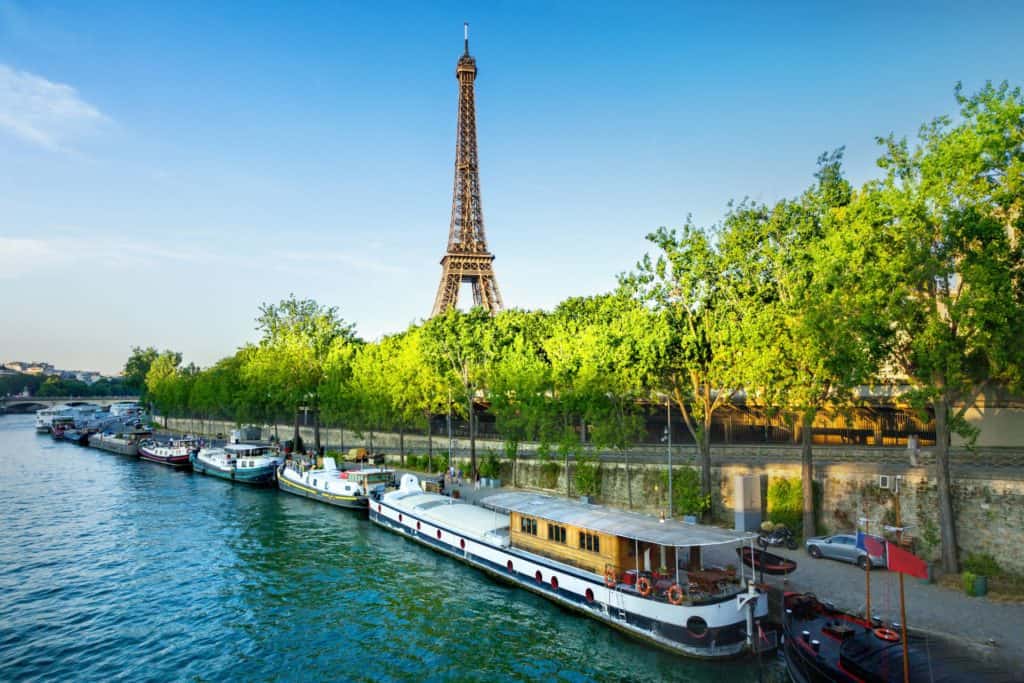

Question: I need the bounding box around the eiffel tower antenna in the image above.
[430,24,503,316]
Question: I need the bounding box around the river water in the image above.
[0,414,784,682]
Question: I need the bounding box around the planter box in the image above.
[683,515,698,525]
[972,575,988,597]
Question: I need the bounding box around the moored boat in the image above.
[190,444,281,485]
[277,457,394,508]
[35,405,74,433]
[370,474,770,660]
[89,431,142,455]
[737,546,798,575]
[138,438,199,467]
[782,591,999,682]
[63,428,90,446]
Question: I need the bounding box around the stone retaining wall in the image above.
[164,417,1024,573]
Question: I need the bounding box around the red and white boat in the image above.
[137,438,200,468]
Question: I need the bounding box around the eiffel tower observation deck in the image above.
[430,23,503,316]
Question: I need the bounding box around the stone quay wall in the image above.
[164,416,1024,574]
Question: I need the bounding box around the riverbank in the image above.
[160,416,1024,576]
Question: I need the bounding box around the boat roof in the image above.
[225,443,271,453]
[389,490,508,538]
[481,491,755,548]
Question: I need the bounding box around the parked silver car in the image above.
[805,534,886,569]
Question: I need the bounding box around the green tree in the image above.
[624,224,744,513]
[123,346,160,396]
[421,307,494,479]
[851,83,1024,572]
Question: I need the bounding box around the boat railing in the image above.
[605,564,744,606]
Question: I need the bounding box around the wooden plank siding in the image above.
[509,511,681,577]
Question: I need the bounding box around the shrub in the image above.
[962,552,1001,577]
[962,571,978,596]
[766,477,822,539]
[574,453,601,497]
[663,467,710,517]
[479,451,501,479]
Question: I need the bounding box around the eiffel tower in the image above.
[430,23,503,317]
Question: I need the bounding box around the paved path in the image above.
[760,546,1024,672]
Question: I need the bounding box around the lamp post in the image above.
[661,396,673,519]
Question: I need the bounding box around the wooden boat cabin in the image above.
[486,492,755,605]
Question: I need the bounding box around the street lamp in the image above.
[662,396,673,519]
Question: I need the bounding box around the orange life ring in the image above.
[667,583,684,605]
[637,576,653,598]
[873,628,900,642]
[604,568,617,588]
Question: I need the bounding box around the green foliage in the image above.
[962,571,978,596]
[123,346,160,395]
[573,452,601,497]
[766,477,822,538]
[538,452,561,490]
[479,451,501,479]
[962,552,1001,577]
[663,467,710,517]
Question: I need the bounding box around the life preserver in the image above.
[604,568,617,588]
[637,576,653,597]
[873,628,900,642]
[667,583,684,605]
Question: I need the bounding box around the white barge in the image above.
[370,474,769,659]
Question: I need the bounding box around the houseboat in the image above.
[35,406,74,433]
[370,474,769,659]
[89,431,142,456]
[277,457,394,509]
[137,438,200,467]
[191,443,281,485]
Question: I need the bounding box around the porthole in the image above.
[686,616,709,638]
[535,570,543,583]
[436,530,442,540]
[460,539,466,550]
[550,576,559,590]
[507,560,514,572]
[417,521,422,531]
[585,588,594,603]
[398,514,403,522]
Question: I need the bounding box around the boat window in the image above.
[547,524,567,544]
[519,517,537,536]
[579,531,600,554]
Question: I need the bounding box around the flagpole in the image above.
[895,479,909,683]
[863,511,872,622]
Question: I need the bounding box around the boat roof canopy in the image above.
[481,491,755,548]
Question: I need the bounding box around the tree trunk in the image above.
[293,409,301,450]
[468,392,477,480]
[801,412,815,540]
[313,409,321,454]
[625,449,633,509]
[427,425,433,473]
[698,423,712,520]
[399,427,405,467]
[369,429,374,457]
[934,394,960,573]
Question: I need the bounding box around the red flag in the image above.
[886,541,928,579]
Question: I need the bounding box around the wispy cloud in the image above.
[0,235,215,279]
[0,63,107,150]
[280,249,407,275]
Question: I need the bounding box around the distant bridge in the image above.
[0,396,140,414]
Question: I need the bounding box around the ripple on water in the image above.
[0,415,784,682]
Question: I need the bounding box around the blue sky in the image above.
[2,2,1022,374]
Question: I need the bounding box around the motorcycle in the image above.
[758,523,798,550]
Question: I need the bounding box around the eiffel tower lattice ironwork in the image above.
[430,23,503,317]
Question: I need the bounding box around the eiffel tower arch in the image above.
[430,23,503,317]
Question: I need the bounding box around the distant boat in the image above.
[89,432,142,456]
[63,429,90,446]
[35,406,74,434]
[277,457,394,509]
[191,444,281,485]
[737,546,798,575]
[137,438,198,467]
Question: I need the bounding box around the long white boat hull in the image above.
[369,495,768,659]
